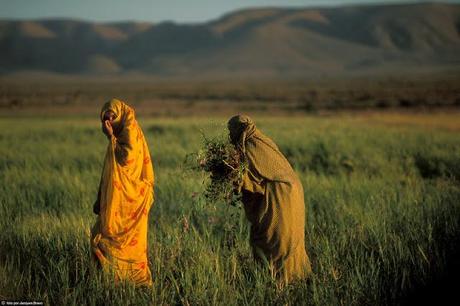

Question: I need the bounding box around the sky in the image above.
[0,0,458,23]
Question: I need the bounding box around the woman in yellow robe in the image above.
[91,98,154,286]
[228,115,312,284]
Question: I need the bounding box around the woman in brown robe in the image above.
[228,115,312,284]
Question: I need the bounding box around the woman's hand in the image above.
[102,120,113,138]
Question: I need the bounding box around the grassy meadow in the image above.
[0,112,459,305]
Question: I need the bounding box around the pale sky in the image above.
[0,0,458,23]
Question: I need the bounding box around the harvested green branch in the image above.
[186,133,246,206]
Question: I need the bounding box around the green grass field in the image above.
[0,113,459,305]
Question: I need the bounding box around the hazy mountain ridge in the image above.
[0,2,459,77]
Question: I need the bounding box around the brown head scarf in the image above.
[228,115,296,183]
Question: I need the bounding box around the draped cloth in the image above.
[91,99,154,286]
[228,115,312,284]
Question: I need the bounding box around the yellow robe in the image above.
[228,115,312,284]
[91,99,154,286]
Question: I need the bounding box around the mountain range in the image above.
[1,2,459,78]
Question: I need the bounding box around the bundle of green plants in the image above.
[186,133,246,206]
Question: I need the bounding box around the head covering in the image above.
[228,115,256,151]
[100,98,136,135]
[227,114,296,183]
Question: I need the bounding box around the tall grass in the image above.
[0,114,459,305]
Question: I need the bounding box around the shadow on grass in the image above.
[399,235,460,305]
